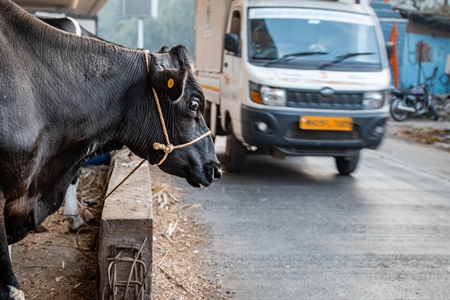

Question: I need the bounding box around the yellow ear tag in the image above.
[167,78,174,89]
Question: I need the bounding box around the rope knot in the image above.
[153,142,174,154]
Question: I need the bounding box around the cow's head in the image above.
[143,45,222,187]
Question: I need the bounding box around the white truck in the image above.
[194,0,392,174]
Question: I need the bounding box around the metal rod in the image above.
[138,18,144,49]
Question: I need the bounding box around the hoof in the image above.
[30,225,48,233]
[64,215,85,233]
[8,286,24,300]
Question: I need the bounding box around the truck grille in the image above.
[286,89,364,110]
[285,124,361,140]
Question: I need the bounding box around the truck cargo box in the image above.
[195,0,231,72]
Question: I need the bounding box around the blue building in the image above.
[371,0,450,94]
[398,10,450,94]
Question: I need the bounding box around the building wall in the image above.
[371,0,450,94]
[401,32,450,94]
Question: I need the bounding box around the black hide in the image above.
[0,1,221,299]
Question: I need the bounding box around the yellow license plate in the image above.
[299,116,353,131]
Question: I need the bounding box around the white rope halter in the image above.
[143,51,211,165]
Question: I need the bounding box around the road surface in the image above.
[174,120,450,300]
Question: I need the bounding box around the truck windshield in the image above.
[248,7,382,71]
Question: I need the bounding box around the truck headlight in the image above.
[363,91,386,109]
[249,81,286,106]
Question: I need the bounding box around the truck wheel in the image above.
[335,151,360,175]
[390,98,408,122]
[225,123,247,173]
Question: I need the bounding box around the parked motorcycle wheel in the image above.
[445,102,450,120]
[416,102,427,115]
[390,98,409,122]
[224,123,247,173]
[335,151,360,175]
[434,99,450,120]
[427,100,439,120]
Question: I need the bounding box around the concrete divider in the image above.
[97,152,153,299]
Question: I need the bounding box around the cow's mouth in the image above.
[186,175,214,188]
[186,177,204,188]
[186,163,222,188]
[158,157,222,188]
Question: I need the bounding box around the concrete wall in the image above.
[401,32,450,94]
[98,153,153,300]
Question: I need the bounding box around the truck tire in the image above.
[335,151,360,175]
[224,123,247,173]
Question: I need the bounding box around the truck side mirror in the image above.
[224,33,240,54]
[386,41,394,59]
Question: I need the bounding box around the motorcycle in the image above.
[433,93,450,121]
[389,67,439,122]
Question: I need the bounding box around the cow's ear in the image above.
[169,45,191,66]
[152,66,187,101]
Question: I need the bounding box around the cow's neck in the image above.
[5,0,149,147]
[2,0,155,200]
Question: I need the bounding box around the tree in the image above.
[434,0,450,14]
[390,0,449,15]
[97,0,196,55]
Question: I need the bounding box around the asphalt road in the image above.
[174,121,450,300]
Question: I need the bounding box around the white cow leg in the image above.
[8,286,24,300]
[64,180,84,232]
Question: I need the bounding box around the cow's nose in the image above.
[212,164,222,182]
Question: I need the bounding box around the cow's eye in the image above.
[188,101,199,111]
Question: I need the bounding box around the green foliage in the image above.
[97,0,196,55]
[390,0,449,15]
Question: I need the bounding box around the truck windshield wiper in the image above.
[319,52,375,69]
[264,51,328,67]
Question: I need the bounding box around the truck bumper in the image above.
[240,105,388,157]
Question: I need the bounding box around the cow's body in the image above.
[0,1,221,299]
[38,16,111,233]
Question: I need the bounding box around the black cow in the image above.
[0,1,222,299]
[37,17,112,233]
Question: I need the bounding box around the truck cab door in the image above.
[222,9,242,137]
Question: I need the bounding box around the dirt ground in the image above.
[11,151,224,300]
[385,118,450,152]
[11,167,102,300]
[10,118,449,300]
